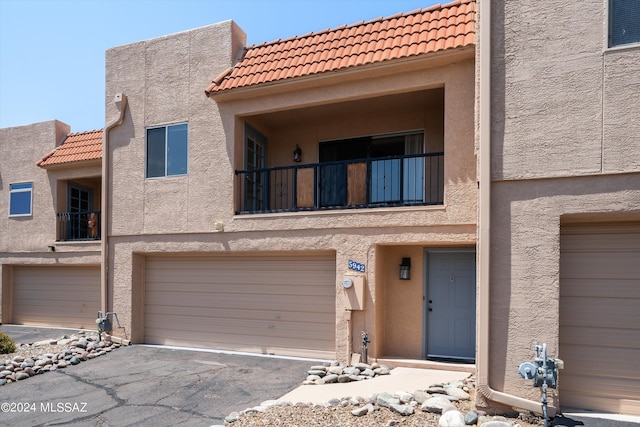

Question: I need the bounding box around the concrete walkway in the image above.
[280,366,471,403]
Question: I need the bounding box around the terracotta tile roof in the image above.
[206,0,475,95]
[37,129,103,167]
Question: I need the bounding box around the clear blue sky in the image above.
[0,0,438,132]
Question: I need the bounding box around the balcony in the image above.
[236,153,444,214]
[56,211,101,241]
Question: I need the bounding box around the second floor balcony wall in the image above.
[236,153,444,214]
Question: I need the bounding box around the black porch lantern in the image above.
[399,257,411,280]
[293,144,302,162]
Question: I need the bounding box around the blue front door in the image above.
[425,250,476,361]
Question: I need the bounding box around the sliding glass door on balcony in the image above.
[320,132,428,207]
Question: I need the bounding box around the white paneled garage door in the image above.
[559,223,640,415]
[145,254,336,358]
[13,266,100,329]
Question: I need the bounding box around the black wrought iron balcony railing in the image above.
[236,152,444,214]
[56,210,101,241]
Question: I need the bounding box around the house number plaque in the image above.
[348,260,365,273]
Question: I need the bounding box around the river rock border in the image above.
[304,360,391,384]
[0,331,121,386]
[224,363,536,426]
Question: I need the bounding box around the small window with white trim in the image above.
[146,123,188,178]
[609,0,640,48]
[9,182,33,217]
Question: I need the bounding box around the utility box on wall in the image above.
[342,275,365,310]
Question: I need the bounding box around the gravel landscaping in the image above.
[0,330,121,386]
[221,362,544,427]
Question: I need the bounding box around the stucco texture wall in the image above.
[0,121,68,252]
[105,20,246,238]
[491,1,640,181]
[487,0,640,406]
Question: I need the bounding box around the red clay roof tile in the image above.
[206,0,475,95]
[37,129,103,167]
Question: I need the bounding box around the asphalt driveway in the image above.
[0,325,316,426]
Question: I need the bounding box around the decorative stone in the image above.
[327,398,341,406]
[445,385,470,400]
[12,356,25,363]
[421,396,454,413]
[307,370,326,377]
[337,374,351,383]
[360,368,375,377]
[464,411,479,425]
[390,403,414,415]
[351,404,372,416]
[343,366,360,375]
[374,366,390,375]
[70,356,80,365]
[224,412,240,423]
[397,391,413,403]
[439,410,465,427]
[327,366,343,375]
[479,422,512,427]
[323,374,338,384]
[376,392,400,408]
[57,360,68,368]
[15,372,30,381]
[306,375,321,382]
[413,390,431,404]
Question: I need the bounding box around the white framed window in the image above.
[609,0,640,48]
[146,123,188,178]
[9,182,33,217]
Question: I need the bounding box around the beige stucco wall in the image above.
[485,0,640,407]
[1,121,68,252]
[0,120,102,322]
[105,18,478,361]
[105,20,247,238]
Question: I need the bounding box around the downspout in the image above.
[101,93,127,316]
[476,2,556,418]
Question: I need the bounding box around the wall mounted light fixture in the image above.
[399,257,411,280]
[293,144,302,163]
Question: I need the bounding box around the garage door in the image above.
[145,254,336,358]
[13,266,100,329]
[559,223,640,415]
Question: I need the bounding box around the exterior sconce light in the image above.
[48,245,56,252]
[293,144,302,163]
[399,257,411,280]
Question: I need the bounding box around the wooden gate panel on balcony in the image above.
[296,168,314,208]
[347,162,367,206]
